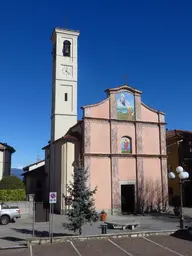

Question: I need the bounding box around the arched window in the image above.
[121,136,132,153]
[63,40,71,57]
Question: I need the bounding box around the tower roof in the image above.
[0,142,15,153]
[50,27,80,41]
[104,84,142,95]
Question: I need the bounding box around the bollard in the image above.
[101,224,107,234]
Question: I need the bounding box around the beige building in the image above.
[0,142,15,180]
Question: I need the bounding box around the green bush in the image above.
[0,176,24,190]
[0,189,26,201]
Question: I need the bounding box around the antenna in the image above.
[36,154,41,162]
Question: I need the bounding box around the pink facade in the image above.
[70,84,167,214]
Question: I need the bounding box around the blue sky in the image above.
[0,0,192,168]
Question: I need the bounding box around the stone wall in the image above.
[5,201,33,217]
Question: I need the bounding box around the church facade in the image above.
[44,27,168,215]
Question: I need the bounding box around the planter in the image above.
[100,213,107,221]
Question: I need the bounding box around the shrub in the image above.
[0,189,26,201]
[0,176,24,190]
[65,158,98,235]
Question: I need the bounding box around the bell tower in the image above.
[50,28,80,142]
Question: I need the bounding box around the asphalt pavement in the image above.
[0,235,192,256]
[0,212,191,248]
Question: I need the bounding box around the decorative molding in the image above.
[141,102,165,115]
[111,120,119,125]
[83,153,167,158]
[142,123,159,128]
[82,97,109,110]
[84,107,91,117]
[161,157,168,205]
[84,156,91,188]
[136,157,144,211]
[136,123,143,154]
[110,94,117,119]
[105,84,142,95]
[115,122,135,127]
[160,125,166,155]
[88,119,108,124]
[137,157,144,178]
[111,157,121,211]
[119,180,136,185]
[111,125,118,153]
[159,113,165,123]
[84,116,166,125]
[135,94,141,121]
[84,120,91,153]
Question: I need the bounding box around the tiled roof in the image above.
[166,129,192,139]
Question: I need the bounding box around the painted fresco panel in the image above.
[121,136,132,153]
[116,91,135,120]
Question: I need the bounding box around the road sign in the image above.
[49,192,57,204]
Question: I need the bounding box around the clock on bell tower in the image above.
[50,28,80,142]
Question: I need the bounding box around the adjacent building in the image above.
[167,130,192,207]
[43,27,168,214]
[22,160,46,202]
[0,142,15,180]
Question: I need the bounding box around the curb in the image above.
[26,229,177,246]
[0,244,28,250]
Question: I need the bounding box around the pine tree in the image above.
[65,159,99,235]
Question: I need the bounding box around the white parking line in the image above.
[29,244,33,256]
[70,241,82,256]
[142,236,184,256]
[108,239,134,256]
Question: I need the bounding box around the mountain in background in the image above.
[11,168,24,180]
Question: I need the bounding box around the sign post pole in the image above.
[49,202,51,238]
[51,203,54,243]
[32,199,35,237]
[28,194,35,238]
[49,192,57,243]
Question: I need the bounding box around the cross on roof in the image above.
[123,74,128,85]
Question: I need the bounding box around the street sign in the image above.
[49,192,57,204]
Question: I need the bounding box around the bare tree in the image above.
[137,178,168,214]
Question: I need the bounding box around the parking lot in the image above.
[0,213,181,248]
[0,235,192,256]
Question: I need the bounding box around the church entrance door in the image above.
[121,184,135,214]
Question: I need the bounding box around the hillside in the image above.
[11,168,24,180]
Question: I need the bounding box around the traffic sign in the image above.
[49,192,57,204]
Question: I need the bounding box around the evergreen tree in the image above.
[65,159,99,235]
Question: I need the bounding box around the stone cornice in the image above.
[83,116,166,125]
[83,153,167,158]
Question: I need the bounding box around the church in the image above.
[40,27,168,215]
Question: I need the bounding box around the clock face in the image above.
[61,66,72,77]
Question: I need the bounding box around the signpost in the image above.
[28,194,35,237]
[49,192,57,243]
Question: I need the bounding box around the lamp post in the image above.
[168,166,189,229]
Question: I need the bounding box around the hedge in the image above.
[0,189,26,201]
[0,176,24,190]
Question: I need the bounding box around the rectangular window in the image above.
[65,93,68,101]
[168,165,172,172]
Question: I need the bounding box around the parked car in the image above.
[0,203,21,225]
